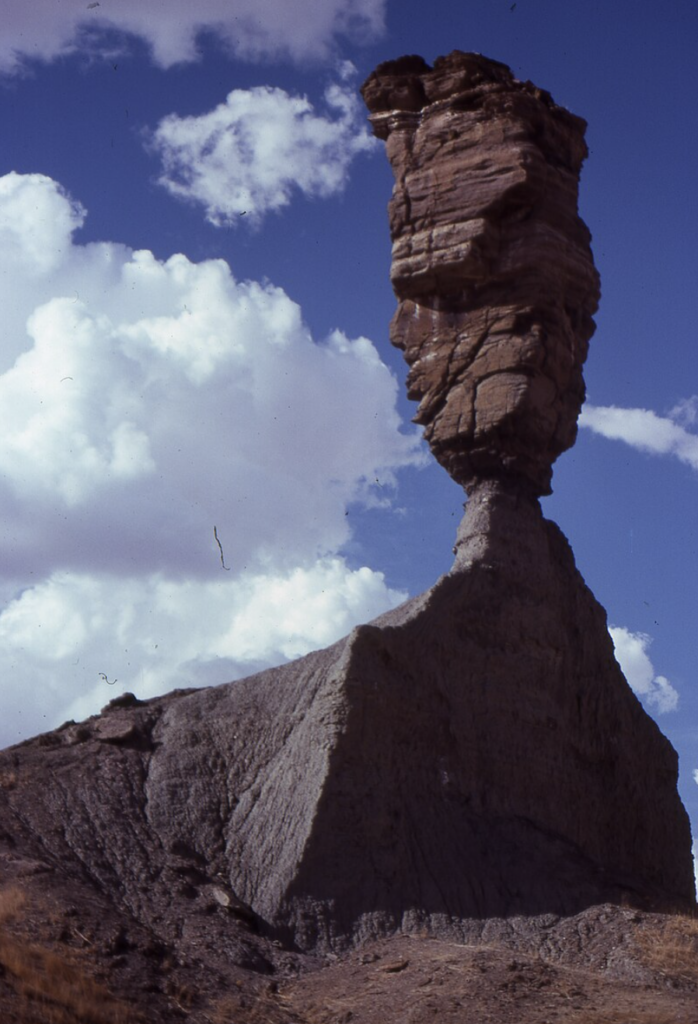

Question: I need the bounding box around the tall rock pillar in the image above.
[362,51,600,496]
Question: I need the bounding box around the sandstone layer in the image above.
[362,52,600,495]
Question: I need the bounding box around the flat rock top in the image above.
[362,50,585,133]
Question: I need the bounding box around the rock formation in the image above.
[361,52,600,496]
[0,479,694,961]
[0,54,694,1020]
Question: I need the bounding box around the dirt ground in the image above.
[2,888,698,1024]
[273,931,698,1024]
[212,914,698,1024]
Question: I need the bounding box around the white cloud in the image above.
[693,769,698,787]
[0,171,422,747]
[0,0,386,72]
[0,562,405,746]
[0,173,86,275]
[609,626,679,714]
[149,75,377,226]
[580,402,698,470]
[669,396,698,428]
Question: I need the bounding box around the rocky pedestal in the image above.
[0,483,694,959]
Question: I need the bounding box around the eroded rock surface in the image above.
[362,52,600,495]
[0,482,693,970]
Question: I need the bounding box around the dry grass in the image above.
[560,913,698,1023]
[0,887,137,1024]
[635,912,698,986]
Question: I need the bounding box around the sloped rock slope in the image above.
[0,482,694,966]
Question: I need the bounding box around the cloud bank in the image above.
[150,71,377,226]
[0,171,422,747]
[609,626,679,713]
[580,401,698,471]
[1,561,406,746]
[0,0,386,72]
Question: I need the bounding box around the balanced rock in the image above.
[0,55,694,996]
[362,52,601,495]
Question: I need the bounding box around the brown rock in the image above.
[362,52,601,495]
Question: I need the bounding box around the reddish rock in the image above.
[362,52,600,495]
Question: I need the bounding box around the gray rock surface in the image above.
[0,482,694,968]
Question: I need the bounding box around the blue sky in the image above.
[1,0,697,857]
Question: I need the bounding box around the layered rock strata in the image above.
[362,52,601,495]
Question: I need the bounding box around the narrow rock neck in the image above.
[451,478,549,574]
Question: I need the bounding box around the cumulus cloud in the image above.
[0,171,422,747]
[580,402,698,471]
[609,626,679,714]
[150,72,377,226]
[0,0,386,72]
[0,562,405,746]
